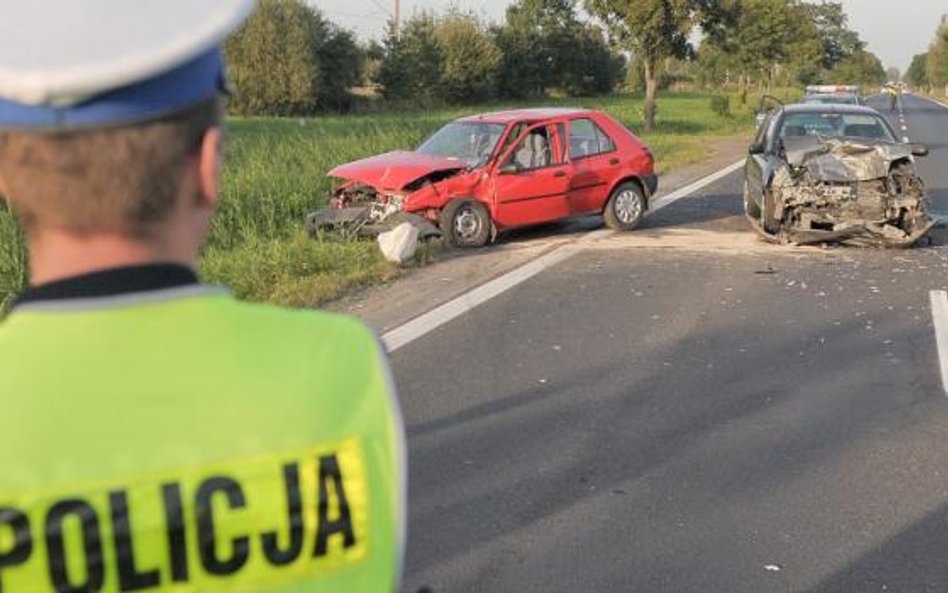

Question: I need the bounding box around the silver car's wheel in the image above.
[744,180,761,219]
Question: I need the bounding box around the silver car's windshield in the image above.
[778,112,897,142]
[803,94,859,105]
[416,122,507,168]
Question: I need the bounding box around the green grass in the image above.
[0,90,770,314]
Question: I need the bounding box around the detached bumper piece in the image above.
[306,207,441,240]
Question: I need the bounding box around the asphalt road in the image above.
[392,94,948,592]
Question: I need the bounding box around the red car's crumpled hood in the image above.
[327,150,466,191]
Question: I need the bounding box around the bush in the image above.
[710,94,731,118]
[224,0,360,116]
[436,14,502,103]
[376,15,443,104]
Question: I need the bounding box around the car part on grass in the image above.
[306,180,441,241]
[754,137,934,248]
[377,223,420,263]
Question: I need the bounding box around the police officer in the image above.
[0,2,405,592]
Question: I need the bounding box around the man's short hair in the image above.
[0,98,221,238]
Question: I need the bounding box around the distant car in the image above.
[744,103,933,247]
[307,108,657,247]
[802,93,861,106]
[806,84,860,97]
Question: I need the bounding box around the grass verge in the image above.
[0,90,774,314]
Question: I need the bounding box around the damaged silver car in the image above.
[745,103,933,247]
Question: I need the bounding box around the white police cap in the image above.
[0,0,254,130]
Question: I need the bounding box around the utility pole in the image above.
[393,0,401,37]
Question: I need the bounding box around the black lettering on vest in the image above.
[313,454,356,557]
[109,491,160,591]
[0,507,32,593]
[195,477,249,576]
[45,499,105,593]
[261,463,304,566]
[160,483,189,583]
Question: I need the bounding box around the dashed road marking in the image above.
[930,291,948,396]
[382,160,744,352]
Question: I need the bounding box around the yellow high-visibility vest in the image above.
[0,288,405,593]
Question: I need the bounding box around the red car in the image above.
[310,108,657,247]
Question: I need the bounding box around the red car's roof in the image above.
[457,108,590,124]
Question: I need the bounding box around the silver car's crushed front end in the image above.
[760,137,934,247]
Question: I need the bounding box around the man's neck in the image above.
[27,230,196,285]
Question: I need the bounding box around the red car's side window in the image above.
[568,118,616,160]
[505,124,565,171]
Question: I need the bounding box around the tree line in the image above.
[224,0,622,115]
[224,0,887,131]
[904,15,948,92]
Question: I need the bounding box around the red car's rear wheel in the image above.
[604,182,645,231]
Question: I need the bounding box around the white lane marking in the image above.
[382,161,744,352]
[650,160,744,212]
[930,291,948,395]
[902,125,909,131]
[920,96,948,110]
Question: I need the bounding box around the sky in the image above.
[315,0,946,73]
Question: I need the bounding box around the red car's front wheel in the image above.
[440,199,491,248]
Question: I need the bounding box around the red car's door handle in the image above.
[553,170,567,178]
[609,158,620,165]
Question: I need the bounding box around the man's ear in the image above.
[197,127,222,208]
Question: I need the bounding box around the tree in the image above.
[905,53,929,88]
[696,0,820,93]
[314,25,362,111]
[495,0,621,98]
[435,13,502,103]
[376,14,443,103]
[886,67,901,83]
[560,26,625,96]
[827,50,886,86]
[584,0,694,131]
[224,0,361,115]
[377,12,502,105]
[493,19,547,98]
[928,16,948,89]
[802,1,864,71]
[225,0,321,115]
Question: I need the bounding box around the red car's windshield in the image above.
[416,121,507,168]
